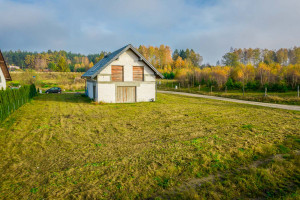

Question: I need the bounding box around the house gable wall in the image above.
[0,67,6,89]
[97,49,156,82]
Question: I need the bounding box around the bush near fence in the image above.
[0,84,37,122]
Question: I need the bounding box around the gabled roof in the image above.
[82,44,163,79]
[0,50,12,81]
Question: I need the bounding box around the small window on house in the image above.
[111,66,124,82]
[133,66,144,81]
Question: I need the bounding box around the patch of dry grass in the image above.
[0,93,299,199]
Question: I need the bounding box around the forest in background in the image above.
[3,46,300,91]
[170,47,300,91]
[2,45,201,73]
[2,50,108,72]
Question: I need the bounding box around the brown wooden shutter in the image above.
[111,66,123,82]
[133,66,144,81]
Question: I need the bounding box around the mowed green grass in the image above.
[0,93,299,199]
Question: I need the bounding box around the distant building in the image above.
[82,44,163,103]
[0,50,12,89]
[8,65,20,71]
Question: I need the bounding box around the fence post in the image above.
[179,83,180,89]
[298,85,299,98]
[264,87,267,97]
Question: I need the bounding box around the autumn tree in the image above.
[25,55,35,69]
[222,52,239,66]
[56,56,70,72]
[211,66,230,88]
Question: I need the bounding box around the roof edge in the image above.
[0,50,12,81]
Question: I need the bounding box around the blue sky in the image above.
[0,0,300,64]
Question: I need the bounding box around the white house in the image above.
[82,44,163,103]
[0,50,12,90]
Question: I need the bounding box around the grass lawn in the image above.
[0,93,299,199]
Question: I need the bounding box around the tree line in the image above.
[2,46,300,91]
[2,50,108,72]
[175,47,300,91]
[221,47,300,66]
[137,45,203,79]
[3,46,203,75]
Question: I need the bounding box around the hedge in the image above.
[0,84,37,122]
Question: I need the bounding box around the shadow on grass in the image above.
[34,93,92,103]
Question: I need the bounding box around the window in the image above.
[111,66,124,82]
[133,66,144,81]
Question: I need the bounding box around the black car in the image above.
[45,87,62,94]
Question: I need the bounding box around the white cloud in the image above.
[0,0,299,64]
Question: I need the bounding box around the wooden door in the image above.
[111,66,123,82]
[116,86,136,103]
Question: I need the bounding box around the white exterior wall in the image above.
[0,68,6,90]
[94,49,157,103]
[86,80,95,99]
[97,84,115,103]
[136,83,156,102]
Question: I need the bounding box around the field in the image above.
[0,93,299,199]
[158,81,300,105]
[9,71,85,92]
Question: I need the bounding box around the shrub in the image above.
[268,82,288,92]
[225,78,234,90]
[233,81,242,89]
[0,84,37,122]
[162,72,175,79]
[246,81,260,90]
